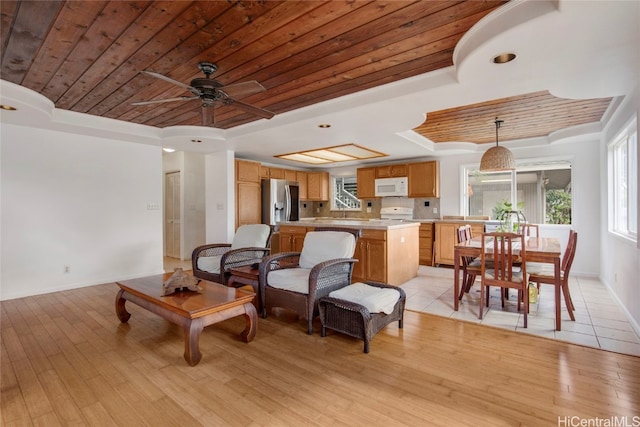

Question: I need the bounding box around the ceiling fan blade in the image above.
[227,99,275,119]
[141,70,199,95]
[132,96,199,106]
[221,80,266,98]
[201,104,214,126]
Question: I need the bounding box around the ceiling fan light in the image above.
[480,145,516,171]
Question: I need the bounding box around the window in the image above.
[609,119,637,241]
[465,161,572,224]
[331,176,361,211]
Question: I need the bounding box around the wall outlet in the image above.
[366,207,372,213]
[432,207,438,214]
[424,201,430,207]
[64,265,70,274]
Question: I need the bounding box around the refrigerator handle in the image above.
[284,184,291,221]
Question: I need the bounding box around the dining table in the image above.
[453,236,564,331]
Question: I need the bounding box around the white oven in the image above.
[374,177,408,197]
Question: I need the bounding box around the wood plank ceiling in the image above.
[1,0,611,138]
[413,91,613,144]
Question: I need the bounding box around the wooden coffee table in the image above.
[115,272,257,366]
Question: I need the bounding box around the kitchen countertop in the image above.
[279,219,420,230]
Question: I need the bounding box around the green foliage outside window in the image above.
[546,190,572,224]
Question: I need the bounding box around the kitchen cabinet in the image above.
[407,161,440,198]
[296,171,308,200]
[306,172,329,201]
[268,167,285,179]
[236,159,261,183]
[419,222,434,266]
[235,160,262,228]
[278,225,308,253]
[236,181,261,227]
[352,229,387,283]
[356,167,377,199]
[376,164,407,178]
[434,221,484,265]
[270,223,418,285]
[260,165,270,179]
[284,169,297,181]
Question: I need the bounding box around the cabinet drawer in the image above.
[360,229,386,240]
[279,225,307,234]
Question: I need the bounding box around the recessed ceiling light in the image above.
[0,104,17,110]
[318,123,331,128]
[492,52,517,64]
[162,148,175,153]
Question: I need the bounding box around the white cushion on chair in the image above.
[231,224,271,250]
[299,231,356,269]
[329,282,400,314]
[267,268,312,294]
[197,255,221,273]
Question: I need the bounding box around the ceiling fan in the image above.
[132,62,275,126]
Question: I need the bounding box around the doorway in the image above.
[165,171,181,259]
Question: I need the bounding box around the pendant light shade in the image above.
[480,118,515,171]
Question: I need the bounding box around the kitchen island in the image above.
[275,219,419,286]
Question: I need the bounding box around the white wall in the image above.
[0,123,163,300]
[162,151,206,260]
[600,87,640,332]
[183,152,206,258]
[205,150,235,244]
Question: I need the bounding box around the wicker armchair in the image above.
[192,224,273,286]
[319,281,406,353]
[258,228,360,334]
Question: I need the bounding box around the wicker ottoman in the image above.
[318,281,406,353]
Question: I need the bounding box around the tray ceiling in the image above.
[1,1,507,129]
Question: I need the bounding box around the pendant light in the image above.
[480,117,515,171]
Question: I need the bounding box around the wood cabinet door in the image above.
[365,239,387,282]
[352,240,366,282]
[306,172,329,201]
[376,164,407,178]
[260,166,270,179]
[408,161,440,198]
[434,222,457,265]
[296,171,308,200]
[356,167,376,199]
[279,233,294,252]
[284,169,297,181]
[269,168,285,179]
[236,159,261,183]
[236,181,261,227]
[419,223,434,266]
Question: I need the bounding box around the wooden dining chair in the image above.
[479,232,528,328]
[519,223,539,237]
[457,224,481,300]
[527,230,577,322]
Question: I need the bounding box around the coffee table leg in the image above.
[184,319,204,366]
[115,289,131,323]
[240,302,258,342]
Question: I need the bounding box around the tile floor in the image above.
[165,257,640,357]
[401,266,640,357]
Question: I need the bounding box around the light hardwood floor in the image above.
[2,279,639,426]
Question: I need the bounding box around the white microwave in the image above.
[374,177,408,197]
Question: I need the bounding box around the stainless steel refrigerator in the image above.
[261,179,300,225]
